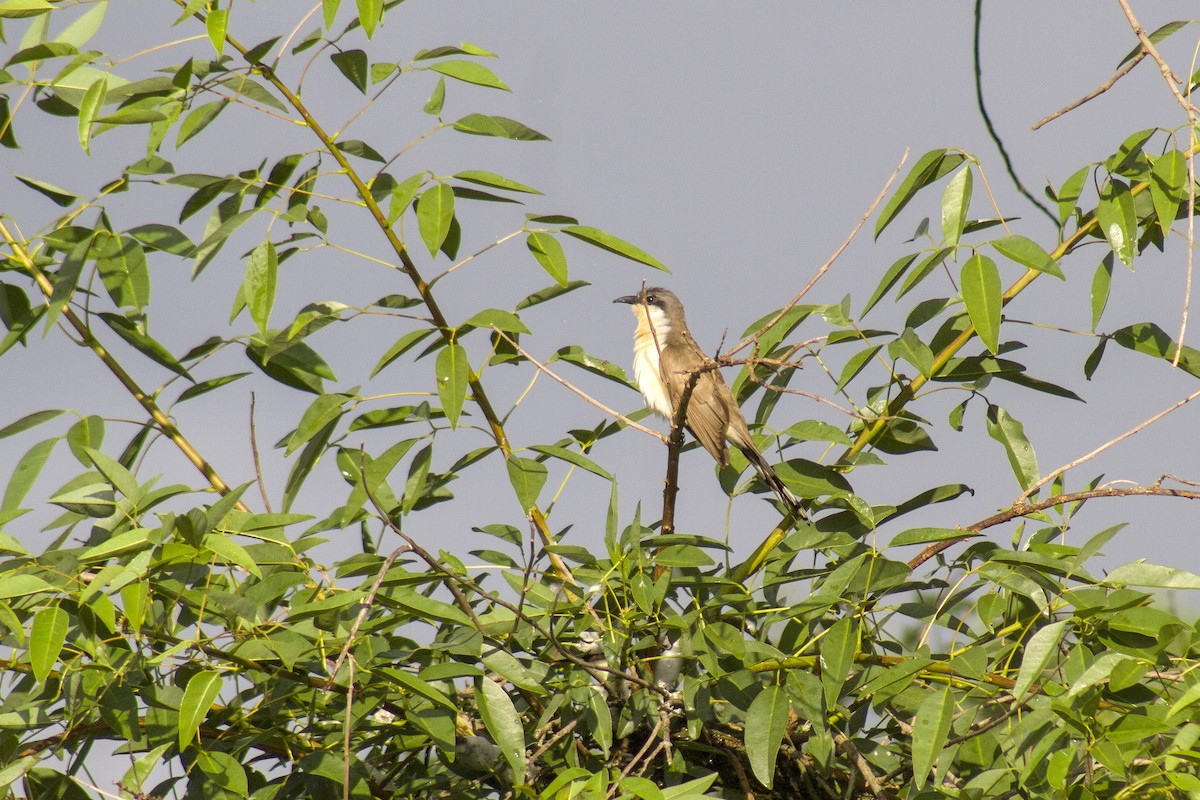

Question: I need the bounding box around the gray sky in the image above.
[4,2,1200,581]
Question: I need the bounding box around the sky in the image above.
[4,1,1200,586]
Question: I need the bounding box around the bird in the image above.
[614,287,807,520]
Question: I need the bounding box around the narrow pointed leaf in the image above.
[876,149,965,239]
[506,456,546,512]
[911,686,954,789]
[29,605,68,684]
[940,166,972,248]
[526,231,568,286]
[990,234,1064,279]
[561,225,666,271]
[985,404,1039,490]
[1150,149,1187,235]
[429,60,509,91]
[416,182,455,257]
[1097,179,1136,267]
[960,254,1002,354]
[476,678,526,784]
[179,670,223,750]
[435,343,468,428]
[745,684,789,789]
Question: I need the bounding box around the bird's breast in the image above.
[631,324,675,419]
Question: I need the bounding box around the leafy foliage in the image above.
[2,4,1200,800]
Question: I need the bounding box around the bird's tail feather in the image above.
[740,446,809,521]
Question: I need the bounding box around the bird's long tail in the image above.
[738,445,809,521]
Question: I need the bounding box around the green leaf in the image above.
[985,404,1039,491]
[179,670,223,750]
[455,170,541,194]
[526,232,568,286]
[416,182,455,257]
[0,574,54,599]
[887,328,934,379]
[96,235,151,309]
[99,313,191,378]
[0,1,53,19]
[476,678,526,784]
[835,344,882,391]
[127,223,194,256]
[242,240,278,336]
[990,234,1064,279]
[1097,178,1136,267]
[202,533,263,579]
[1106,562,1200,589]
[506,456,547,512]
[1056,165,1088,226]
[16,174,78,206]
[911,686,954,789]
[820,616,857,709]
[1111,321,1200,379]
[177,373,249,404]
[400,444,432,515]
[423,76,445,115]
[0,410,64,440]
[1091,255,1113,331]
[745,683,789,789]
[336,139,385,162]
[960,254,1002,354]
[1150,149,1187,235]
[57,2,107,48]
[330,48,368,92]
[287,393,349,456]
[176,99,228,148]
[895,247,953,299]
[561,225,666,271]
[372,328,434,377]
[429,60,509,91]
[452,113,549,141]
[1117,20,1192,68]
[515,280,589,310]
[889,527,968,547]
[876,149,965,239]
[435,343,469,428]
[550,345,634,388]
[529,444,612,481]
[77,75,107,154]
[463,308,529,335]
[28,605,68,684]
[940,165,972,248]
[82,446,139,501]
[775,459,853,500]
[1013,620,1068,699]
[0,96,18,148]
[861,253,919,317]
[387,172,425,225]
[356,0,382,38]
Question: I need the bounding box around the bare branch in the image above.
[1032,53,1145,130]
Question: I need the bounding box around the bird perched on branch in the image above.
[614,287,807,520]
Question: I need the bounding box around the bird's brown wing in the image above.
[660,342,730,466]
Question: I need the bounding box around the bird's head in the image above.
[613,287,685,335]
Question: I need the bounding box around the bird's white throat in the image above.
[629,304,675,419]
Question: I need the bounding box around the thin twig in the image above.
[323,544,413,690]
[907,484,1200,569]
[249,393,274,514]
[490,327,668,443]
[1031,53,1145,130]
[1018,386,1200,502]
[661,367,702,537]
[725,149,909,360]
[833,730,885,799]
